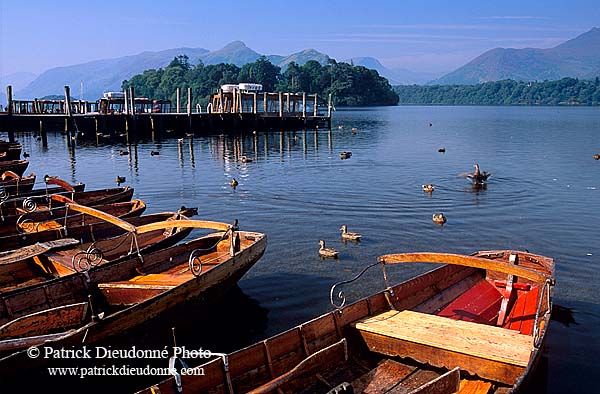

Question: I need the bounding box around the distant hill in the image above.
[434,27,600,85]
[199,41,260,66]
[17,48,210,101]
[16,43,334,100]
[347,57,441,85]
[278,49,330,68]
[1,71,37,104]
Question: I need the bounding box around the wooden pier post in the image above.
[302,92,306,118]
[5,85,14,141]
[279,92,283,118]
[176,88,181,113]
[124,89,129,114]
[253,93,257,114]
[328,94,332,118]
[286,93,290,112]
[129,86,136,139]
[129,86,135,115]
[313,93,318,117]
[187,87,193,131]
[64,85,73,144]
[6,85,13,115]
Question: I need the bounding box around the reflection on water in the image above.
[8,106,600,392]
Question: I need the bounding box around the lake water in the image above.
[7,105,600,392]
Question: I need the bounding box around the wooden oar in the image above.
[61,201,136,233]
[136,219,231,234]
[378,252,552,283]
[0,238,79,266]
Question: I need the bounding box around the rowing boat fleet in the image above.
[0,141,554,393]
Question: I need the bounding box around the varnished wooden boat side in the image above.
[138,250,553,394]
[0,199,147,251]
[0,160,28,177]
[0,229,267,375]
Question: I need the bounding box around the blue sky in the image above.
[0,0,598,76]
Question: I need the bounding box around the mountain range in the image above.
[7,27,600,100]
[11,41,441,100]
[433,27,600,85]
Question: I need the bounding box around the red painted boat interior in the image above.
[435,278,540,335]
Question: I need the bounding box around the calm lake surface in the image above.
[7,106,600,392]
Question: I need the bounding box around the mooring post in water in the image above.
[302,92,306,118]
[253,92,257,114]
[328,94,332,118]
[263,92,267,113]
[176,87,181,113]
[39,120,47,147]
[313,93,318,117]
[286,93,290,113]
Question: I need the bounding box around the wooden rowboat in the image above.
[141,250,553,394]
[0,219,266,375]
[0,202,196,294]
[0,185,133,234]
[0,198,148,251]
[0,160,28,177]
[0,175,85,199]
[0,171,36,197]
[0,143,21,161]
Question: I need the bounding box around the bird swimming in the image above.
[422,184,435,193]
[230,178,239,188]
[116,176,126,185]
[318,240,339,258]
[460,163,491,185]
[340,225,361,241]
[240,156,253,163]
[438,148,446,153]
[432,213,446,224]
[150,151,160,156]
[340,151,352,160]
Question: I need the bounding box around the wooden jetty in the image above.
[0,85,332,143]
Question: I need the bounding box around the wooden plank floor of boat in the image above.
[356,310,533,368]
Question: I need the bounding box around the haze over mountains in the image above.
[433,27,600,85]
[12,41,441,100]
[8,27,600,101]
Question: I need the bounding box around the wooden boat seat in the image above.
[355,310,533,368]
[96,251,228,306]
[42,249,107,276]
[436,280,503,325]
[502,287,539,335]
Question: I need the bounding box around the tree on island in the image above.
[123,56,399,107]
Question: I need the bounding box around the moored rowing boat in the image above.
[139,249,553,394]
[0,219,267,376]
